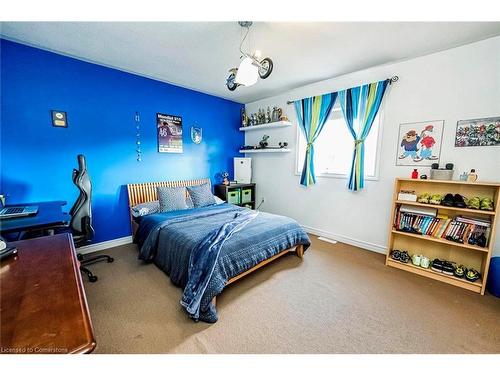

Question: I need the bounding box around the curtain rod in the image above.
[286,75,399,105]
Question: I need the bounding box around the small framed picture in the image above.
[396,120,444,166]
[51,110,68,128]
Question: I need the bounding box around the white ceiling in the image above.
[1,22,500,103]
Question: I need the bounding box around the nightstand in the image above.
[214,183,256,209]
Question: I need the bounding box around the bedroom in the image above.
[1,0,499,371]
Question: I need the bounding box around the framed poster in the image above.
[396,120,444,166]
[455,116,500,147]
[51,110,68,128]
[157,113,183,153]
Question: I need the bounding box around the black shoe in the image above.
[453,194,466,208]
[442,261,455,276]
[399,251,410,263]
[390,250,401,261]
[442,194,454,207]
[431,259,444,272]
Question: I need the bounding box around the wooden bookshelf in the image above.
[386,178,500,295]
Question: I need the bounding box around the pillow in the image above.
[157,186,188,212]
[131,201,160,217]
[186,183,216,208]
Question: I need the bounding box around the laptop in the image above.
[0,206,39,219]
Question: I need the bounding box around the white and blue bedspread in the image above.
[135,203,311,323]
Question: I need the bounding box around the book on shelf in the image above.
[399,204,437,217]
[393,207,490,247]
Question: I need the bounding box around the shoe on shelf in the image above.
[417,193,431,204]
[442,261,455,276]
[442,194,454,207]
[467,196,481,210]
[465,268,481,282]
[429,194,443,205]
[399,251,410,263]
[454,264,467,278]
[453,194,467,208]
[390,249,401,261]
[431,259,444,272]
[480,197,494,211]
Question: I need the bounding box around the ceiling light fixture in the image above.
[226,22,274,91]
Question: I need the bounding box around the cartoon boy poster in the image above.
[396,120,444,166]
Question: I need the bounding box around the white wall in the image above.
[245,36,500,256]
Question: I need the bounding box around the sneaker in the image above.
[453,194,467,208]
[467,196,481,210]
[454,265,467,278]
[431,259,444,272]
[390,250,401,261]
[399,251,410,263]
[442,261,455,276]
[480,197,494,211]
[465,268,480,282]
[442,194,454,207]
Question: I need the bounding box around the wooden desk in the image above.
[0,234,96,354]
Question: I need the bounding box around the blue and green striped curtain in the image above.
[294,93,337,186]
[338,80,389,191]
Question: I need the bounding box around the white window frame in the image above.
[294,103,385,181]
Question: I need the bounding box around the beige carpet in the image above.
[83,236,500,354]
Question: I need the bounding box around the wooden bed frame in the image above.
[126,179,304,306]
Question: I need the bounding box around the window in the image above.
[296,104,382,179]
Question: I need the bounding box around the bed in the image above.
[127,178,311,322]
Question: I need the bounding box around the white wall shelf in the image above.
[239,121,292,132]
[239,148,291,154]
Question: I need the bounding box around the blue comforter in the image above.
[135,204,310,323]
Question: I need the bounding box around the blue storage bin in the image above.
[487,257,500,298]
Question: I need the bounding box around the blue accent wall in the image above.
[0,39,243,243]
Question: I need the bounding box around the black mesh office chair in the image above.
[71,154,113,282]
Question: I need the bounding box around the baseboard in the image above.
[77,227,386,256]
[302,225,387,255]
[78,235,133,254]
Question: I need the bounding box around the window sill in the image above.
[294,172,379,181]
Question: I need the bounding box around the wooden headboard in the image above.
[126,178,210,237]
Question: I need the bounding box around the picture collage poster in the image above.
[157,113,183,153]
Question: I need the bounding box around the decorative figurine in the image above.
[467,169,478,182]
[259,134,270,148]
[241,108,248,127]
[258,109,265,124]
[251,114,256,126]
[265,107,271,123]
[411,169,419,179]
[272,106,282,122]
[279,142,288,148]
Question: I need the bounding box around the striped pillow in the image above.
[157,186,188,212]
[186,183,215,208]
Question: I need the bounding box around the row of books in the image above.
[394,205,491,247]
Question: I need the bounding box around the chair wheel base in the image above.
[88,275,98,282]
